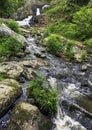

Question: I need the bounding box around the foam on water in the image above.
[36,8,40,16]
[17,16,32,27]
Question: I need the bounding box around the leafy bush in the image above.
[80,50,87,60]
[0,0,25,17]
[72,7,92,40]
[84,38,92,48]
[0,36,23,56]
[27,75,57,116]
[18,0,25,7]
[46,0,80,22]
[46,34,62,54]
[6,19,20,33]
[64,41,75,59]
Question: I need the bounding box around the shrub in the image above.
[46,34,62,54]
[84,38,92,48]
[27,75,57,116]
[80,50,87,60]
[72,7,92,40]
[43,27,51,38]
[64,41,75,59]
[6,19,20,33]
[0,0,25,17]
[0,36,23,56]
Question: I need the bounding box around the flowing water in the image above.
[0,8,92,129]
[24,35,92,130]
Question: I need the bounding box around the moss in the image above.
[0,73,8,81]
[13,102,31,123]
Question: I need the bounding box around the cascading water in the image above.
[17,16,32,27]
[36,8,40,16]
[17,7,40,27]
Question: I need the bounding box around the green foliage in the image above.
[64,41,75,59]
[6,19,21,33]
[84,38,92,48]
[27,75,57,116]
[0,36,23,56]
[43,27,51,38]
[18,0,25,7]
[0,0,25,17]
[0,73,8,81]
[46,0,80,22]
[72,7,92,40]
[45,6,92,42]
[46,34,62,54]
[80,50,87,60]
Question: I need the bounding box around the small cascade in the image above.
[53,102,87,130]
[17,16,32,27]
[36,8,40,16]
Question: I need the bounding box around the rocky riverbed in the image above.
[0,32,92,130]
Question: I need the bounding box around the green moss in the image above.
[13,102,31,123]
[0,73,8,81]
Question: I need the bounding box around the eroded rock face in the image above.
[7,102,52,130]
[0,24,27,46]
[0,79,22,117]
[0,62,23,79]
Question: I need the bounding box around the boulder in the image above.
[11,0,46,20]
[0,62,23,80]
[7,102,52,130]
[0,79,22,117]
[0,24,27,46]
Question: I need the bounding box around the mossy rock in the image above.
[7,102,52,130]
[0,79,22,117]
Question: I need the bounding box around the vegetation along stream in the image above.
[0,0,92,130]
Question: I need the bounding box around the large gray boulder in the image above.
[0,79,22,117]
[7,102,52,130]
[0,23,27,46]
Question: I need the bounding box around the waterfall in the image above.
[36,8,40,16]
[17,16,32,27]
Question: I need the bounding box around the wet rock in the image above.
[21,59,48,68]
[73,46,82,62]
[0,79,22,117]
[35,51,46,58]
[0,24,27,47]
[24,68,36,80]
[11,0,46,20]
[21,60,38,68]
[48,77,57,88]
[7,102,52,130]
[88,75,92,86]
[81,65,88,71]
[31,14,49,25]
[62,83,92,116]
[0,62,23,79]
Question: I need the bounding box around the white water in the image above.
[53,101,86,130]
[36,8,40,16]
[17,16,32,27]
[42,5,49,10]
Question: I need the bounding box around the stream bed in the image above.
[0,26,92,130]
